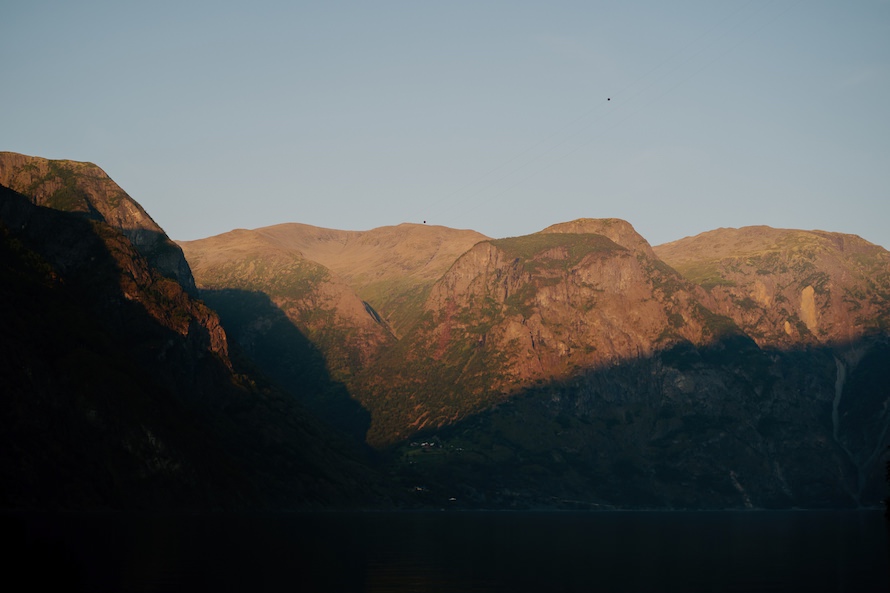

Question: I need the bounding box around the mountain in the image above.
[540,217,660,258]
[178,229,393,439]
[179,214,890,509]
[654,226,890,348]
[0,157,389,510]
[179,228,395,378]
[0,152,196,293]
[183,222,488,335]
[178,223,487,438]
[355,220,730,446]
[375,225,890,509]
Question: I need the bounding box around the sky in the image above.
[3,1,889,248]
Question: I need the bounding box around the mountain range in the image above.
[2,150,889,510]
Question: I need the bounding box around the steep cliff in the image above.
[0,151,196,293]
[0,184,387,510]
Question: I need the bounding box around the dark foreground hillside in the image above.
[383,334,890,510]
[0,183,389,510]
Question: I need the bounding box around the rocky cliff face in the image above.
[356,227,730,445]
[654,226,890,348]
[0,151,196,293]
[0,183,387,510]
[0,182,229,368]
[424,227,713,375]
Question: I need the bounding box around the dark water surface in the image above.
[4,510,888,592]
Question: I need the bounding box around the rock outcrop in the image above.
[0,151,196,293]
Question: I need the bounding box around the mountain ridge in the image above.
[183,221,489,336]
[4,150,890,510]
[184,215,890,508]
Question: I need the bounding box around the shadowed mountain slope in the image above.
[0,184,389,510]
[178,223,487,437]
[342,221,890,509]
[180,229,395,376]
[386,334,890,510]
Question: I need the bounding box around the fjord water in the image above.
[7,510,888,592]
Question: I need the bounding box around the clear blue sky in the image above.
[3,1,889,248]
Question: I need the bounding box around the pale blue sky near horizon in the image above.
[3,1,889,248]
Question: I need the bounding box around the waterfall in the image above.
[832,356,846,444]
[832,356,860,505]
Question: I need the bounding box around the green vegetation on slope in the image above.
[491,233,623,271]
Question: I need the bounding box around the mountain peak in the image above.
[540,218,655,257]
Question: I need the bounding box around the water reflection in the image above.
[4,510,888,592]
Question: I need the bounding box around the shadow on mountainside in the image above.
[0,186,386,510]
[381,333,890,511]
[198,288,373,445]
